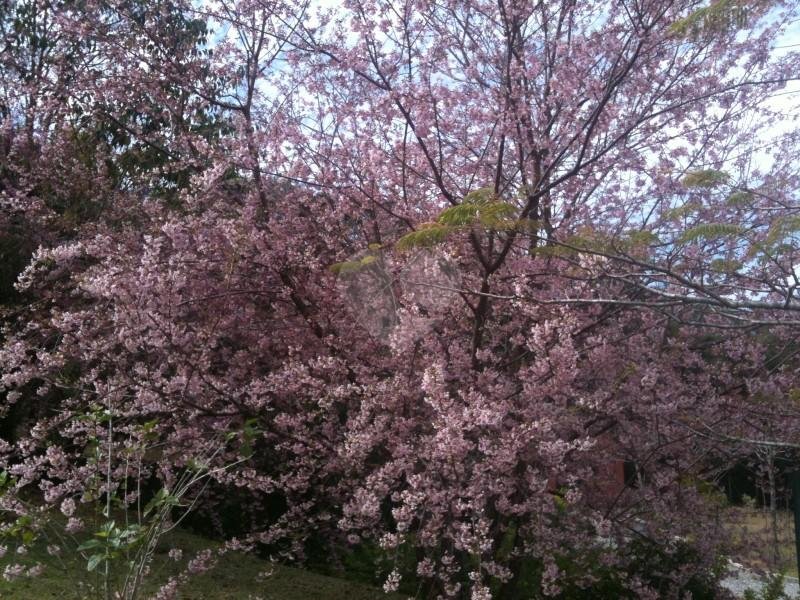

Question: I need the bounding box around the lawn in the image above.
[0,526,406,599]
[725,507,799,578]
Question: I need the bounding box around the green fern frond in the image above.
[709,258,742,273]
[678,223,744,243]
[725,190,754,207]
[625,230,661,247]
[329,260,365,275]
[535,231,617,256]
[477,202,517,227]
[487,218,541,232]
[530,244,576,257]
[664,202,701,221]
[438,204,481,226]
[437,195,519,229]
[669,0,750,38]
[765,216,800,247]
[681,169,730,188]
[396,223,453,252]
[329,253,381,275]
[463,187,495,205]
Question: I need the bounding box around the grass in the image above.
[724,507,799,579]
[4,505,798,598]
[0,526,406,599]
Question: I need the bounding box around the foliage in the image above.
[678,223,745,243]
[682,170,731,188]
[670,0,754,38]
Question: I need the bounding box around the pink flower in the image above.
[3,564,24,581]
[60,497,76,517]
[383,569,401,593]
[152,578,179,600]
[168,548,183,561]
[65,517,83,533]
[26,564,44,577]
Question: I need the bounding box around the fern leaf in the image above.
[329,253,381,275]
[669,0,750,38]
[765,216,800,247]
[329,260,365,275]
[681,169,730,188]
[477,202,517,226]
[463,187,495,205]
[531,244,576,257]
[709,258,742,273]
[725,190,753,207]
[664,202,700,221]
[678,223,744,243]
[396,223,453,252]
[487,218,541,232]
[438,204,480,226]
[625,230,661,247]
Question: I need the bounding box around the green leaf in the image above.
[486,218,541,232]
[395,223,453,252]
[87,553,105,572]
[329,253,381,275]
[186,458,208,472]
[678,223,744,243]
[669,0,750,38]
[664,202,701,221]
[477,202,517,227]
[240,418,261,459]
[95,522,115,538]
[328,260,364,275]
[709,258,742,273]
[765,216,800,247]
[77,539,102,551]
[531,244,576,257]
[144,489,171,516]
[438,198,520,230]
[560,231,615,253]
[625,230,661,247]
[681,169,730,188]
[462,187,495,205]
[437,203,480,226]
[726,190,754,206]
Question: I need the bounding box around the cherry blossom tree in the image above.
[1,0,800,598]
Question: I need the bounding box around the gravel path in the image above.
[720,562,799,598]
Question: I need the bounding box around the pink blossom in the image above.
[65,518,83,533]
[2,564,24,582]
[60,497,76,517]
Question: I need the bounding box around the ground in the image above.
[726,507,798,577]
[4,506,798,598]
[0,527,405,599]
